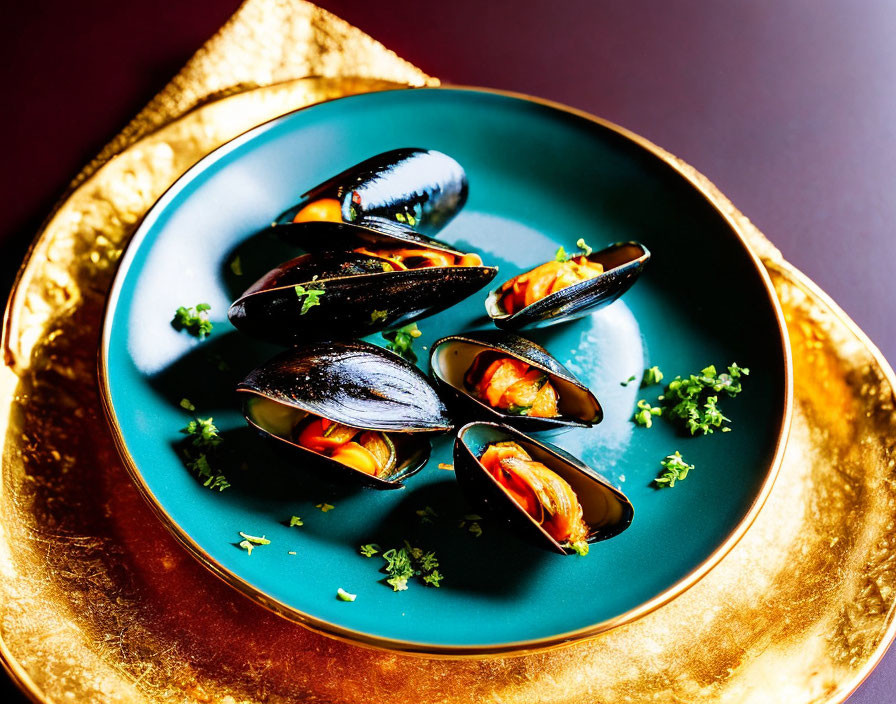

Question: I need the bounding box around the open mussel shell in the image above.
[228,250,497,345]
[273,220,467,259]
[454,422,633,554]
[273,148,468,237]
[238,341,452,489]
[429,331,602,431]
[486,242,650,330]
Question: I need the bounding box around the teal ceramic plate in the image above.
[100,88,791,655]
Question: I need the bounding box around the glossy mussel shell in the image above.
[429,330,602,431]
[486,242,650,330]
[228,249,497,345]
[453,422,634,554]
[273,147,468,237]
[238,341,452,489]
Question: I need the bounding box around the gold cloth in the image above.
[2,1,895,702]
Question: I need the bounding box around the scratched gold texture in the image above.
[2,1,895,702]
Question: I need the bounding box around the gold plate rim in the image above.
[95,84,794,657]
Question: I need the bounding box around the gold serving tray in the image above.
[2,2,895,701]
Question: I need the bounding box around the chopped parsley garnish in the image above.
[621,375,637,387]
[180,415,228,490]
[575,238,593,257]
[294,278,326,314]
[337,587,357,602]
[660,363,749,435]
[229,255,243,276]
[237,533,269,555]
[458,514,483,537]
[379,542,443,591]
[289,516,304,527]
[315,502,334,513]
[371,309,388,323]
[633,399,662,428]
[416,506,438,524]
[642,365,664,387]
[360,543,380,558]
[238,532,270,545]
[182,417,222,449]
[563,540,590,556]
[179,397,196,411]
[655,451,694,487]
[382,323,422,363]
[555,238,594,262]
[172,303,213,338]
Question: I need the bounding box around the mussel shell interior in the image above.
[272,220,467,258]
[430,332,602,428]
[455,422,633,553]
[242,395,430,490]
[486,242,650,330]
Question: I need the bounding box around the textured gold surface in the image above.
[3,0,896,701]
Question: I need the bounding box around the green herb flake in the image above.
[337,587,357,602]
[316,502,335,513]
[229,255,243,276]
[360,543,380,558]
[181,417,222,449]
[660,362,749,435]
[382,323,422,363]
[289,516,304,527]
[468,522,483,538]
[238,539,254,555]
[379,543,442,591]
[179,398,196,412]
[172,303,213,338]
[238,532,270,545]
[564,540,590,556]
[621,375,637,387]
[294,278,326,314]
[288,551,297,555]
[575,238,593,257]
[633,399,663,428]
[655,451,694,488]
[642,365,664,387]
[371,309,388,323]
[554,245,569,262]
[416,506,438,524]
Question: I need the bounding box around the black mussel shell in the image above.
[273,148,468,237]
[273,220,468,258]
[453,422,633,554]
[486,242,650,330]
[238,341,452,489]
[429,331,602,431]
[228,250,498,345]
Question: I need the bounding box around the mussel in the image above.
[454,422,633,554]
[228,248,497,345]
[272,148,468,238]
[429,331,602,431]
[238,341,452,489]
[486,242,650,330]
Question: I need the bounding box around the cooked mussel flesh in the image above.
[274,148,468,237]
[429,331,602,431]
[228,248,497,345]
[486,242,650,330]
[238,341,452,489]
[454,422,633,554]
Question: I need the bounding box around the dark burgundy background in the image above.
[2,1,893,700]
